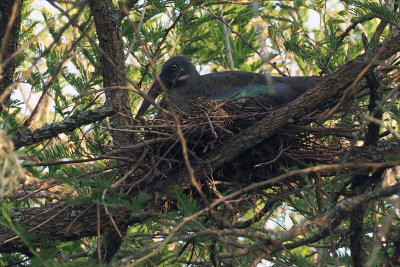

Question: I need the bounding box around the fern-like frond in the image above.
[345,0,399,25]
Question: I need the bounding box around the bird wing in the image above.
[208,76,325,107]
[209,82,297,107]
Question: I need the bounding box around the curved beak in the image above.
[135,81,161,119]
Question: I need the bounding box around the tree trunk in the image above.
[0,0,23,113]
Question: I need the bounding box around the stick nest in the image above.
[123,98,350,194]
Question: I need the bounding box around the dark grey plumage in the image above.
[136,56,325,118]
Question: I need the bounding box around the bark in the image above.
[0,203,131,255]
[0,0,23,113]
[88,0,134,262]
[217,182,400,259]
[89,0,132,146]
[350,70,383,266]
[364,72,382,146]
[2,16,400,261]
[149,33,400,196]
[12,105,115,149]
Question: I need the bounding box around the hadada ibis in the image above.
[136,56,325,118]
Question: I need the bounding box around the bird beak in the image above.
[135,81,161,118]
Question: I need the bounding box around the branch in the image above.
[217,182,400,259]
[0,203,131,254]
[205,7,286,76]
[24,19,90,128]
[88,0,132,146]
[151,30,400,194]
[0,0,22,113]
[12,105,115,149]
[336,14,376,46]
[121,0,140,16]
[136,0,196,87]
[0,2,84,108]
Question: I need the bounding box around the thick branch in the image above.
[0,0,23,113]
[217,182,400,259]
[0,203,131,254]
[151,31,400,195]
[89,0,132,146]
[12,105,115,149]
[87,1,136,262]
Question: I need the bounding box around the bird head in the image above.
[136,56,199,118]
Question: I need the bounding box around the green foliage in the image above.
[131,193,152,213]
[0,203,38,260]
[277,250,314,267]
[1,0,400,266]
[345,0,400,25]
[173,187,199,217]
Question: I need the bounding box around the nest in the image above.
[123,98,350,196]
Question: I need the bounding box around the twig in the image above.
[96,204,102,263]
[0,2,87,106]
[133,162,400,265]
[24,19,91,128]
[48,1,140,90]
[205,112,218,139]
[254,146,289,168]
[365,197,400,266]
[323,20,400,120]
[111,148,148,189]
[21,156,112,167]
[218,182,400,259]
[204,7,286,76]
[136,0,196,88]
[122,1,210,206]
[0,0,20,64]
[362,115,400,140]
[101,190,123,239]
[219,6,234,70]
[124,0,147,60]
[207,0,287,5]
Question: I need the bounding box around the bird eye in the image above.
[170,64,178,71]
